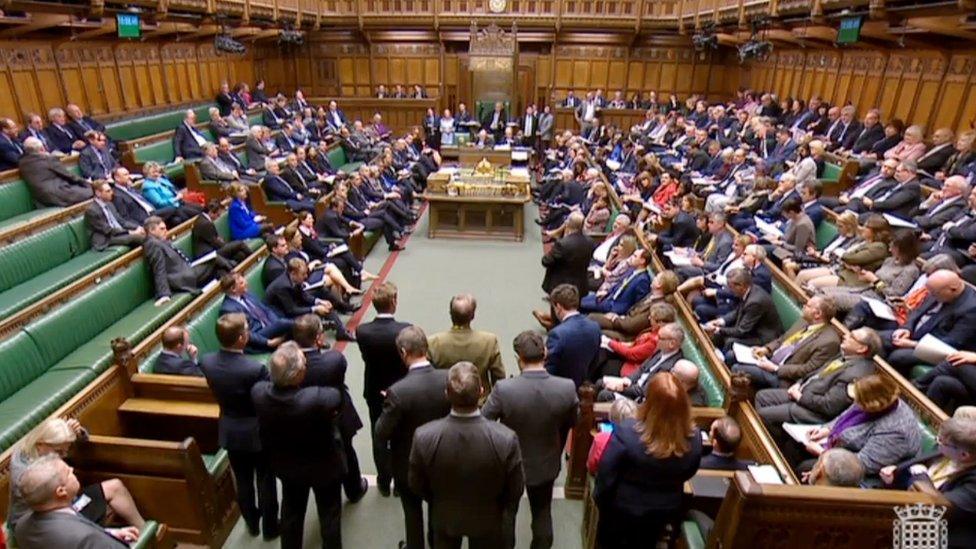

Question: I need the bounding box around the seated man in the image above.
[18,137,92,207]
[153,325,202,376]
[198,142,240,184]
[261,158,316,214]
[700,416,752,471]
[45,107,87,154]
[756,327,880,436]
[0,117,24,170]
[692,242,771,321]
[883,269,976,374]
[14,454,142,547]
[173,109,209,161]
[78,131,116,181]
[84,181,145,251]
[110,167,180,226]
[264,258,355,341]
[703,268,783,350]
[580,249,652,315]
[674,212,734,280]
[673,358,707,406]
[428,294,506,404]
[143,216,231,303]
[914,350,976,414]
[219,272,292,353]
[192,199,252,265]
[596,323,685,402]
[731,296,840,390]
[806,448,864,487]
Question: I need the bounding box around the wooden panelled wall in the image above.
[0,41,253,123]
[742,49,976,135]
[253,42,738,111]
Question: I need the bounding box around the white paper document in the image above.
[664,251,694,267]
[327,244,349,258]
[303,279,326,291]
[862,297,897,321]
[748,464,784,485]
[782,422,825,452]
[754,217,784,238]
[605,159,621,171]
[882,214,919,229]
[914,334,958,365]
[190,251,218,267]
[732,342,761,365]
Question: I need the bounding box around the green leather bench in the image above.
[130,519,160,549]
[815,221,839,250]
[325,145,364,174]
[0,165,86,233]
[131,140,186,181]
[677,318,726,408]
[821,162,843,184]
[0,218,128,320]
[0,234,199,450]
[106,105,213,142]
[681,520,706,549]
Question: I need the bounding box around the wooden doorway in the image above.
[517,63,535,114]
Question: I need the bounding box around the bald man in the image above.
[673,359,707,406]
[428,294,506,404]
[884,269,976,374]
[151,326,202,376]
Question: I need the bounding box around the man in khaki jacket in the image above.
[429,294,506,404]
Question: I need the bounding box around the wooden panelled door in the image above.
[517,63,535,114]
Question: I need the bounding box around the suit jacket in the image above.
[620,350,684,400]
[593,295,669,339]
[111,184,155,224]
[542,232,595,297]
[198,156,238,182]
[45,124,79,154]
[219,293,286,349]
[904,286,976,349]
[594,418,702,515]
[356,316,412,404]
[703,230,735,272]
[375,364,451,483]
[781,213,815,254]
[302,347,363,438]
[84,200,138,251]
[18,152,92,207]
[789,356,876,422]
[264,274,316,318]
[251,381,345,484]
[539,113,555,140]
[827,120,862,151]
[657,212,699,249]
[481,370,579,486]
[191,213,226,257]
[14,509,125,549]
[78,145,116,181]
[428,327,505,403]
[913,197,967,234]
[200,350,269,451]
[892,453,976,549]
[0,133,23,170]
[850,124,886,154]
[764,321,841,382]
[545,313,602,387]
[871,180,922,219]
[599,269,652,315]
[173,122,207,160]
[154,350,203,376]
[917,143,956,173]
[262,174,300,202]
[409,414,524,538]
[245,136,273,170]
[719,285,783,344]
[67,116,105,139]
[144,236,197,298]
[699,452,751,471]
[261,254,288,289]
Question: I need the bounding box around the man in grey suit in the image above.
[18,137,93,207]
[198,142,240,183]
[14,454,138,548]
[538,105,555,151]
[704,268,783,350]
[675,212,734,280]
[85,181,145,251]
[143,216,231,302]
[410,362,525,549]
[375,326,451,549]
[482,331,578,549]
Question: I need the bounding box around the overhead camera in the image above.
[737,40,773,63]
[214,34,246,54]
[692,22,719,51]
[279,30,305,46]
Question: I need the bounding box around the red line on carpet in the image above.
[333,202,427,353]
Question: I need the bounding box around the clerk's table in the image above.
[424,164,531,241]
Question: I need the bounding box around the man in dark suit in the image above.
[520,105,539,150]
[545,284,602,387]
[143,216,231,302]
[914,350,976,414]
[264,258,355,341]
[375,326,451,549]
[700,416,752,471]
[200,313,279,539]
[355,282,411,496]
[152,325,202,376]
[649,199,699,250]
[65,104,107,142]
[912,175,969,237]
[581,249,652,315]
[18,138,92,207]
[703,268,782,350]
[832,159,899,214]
[883,269,976,374]
[78,131,117,181]
[917,128,957,175]
[756,327,880,433]
[481,102,508,142]
[262,233,291,288]
[596,323,685,401]
[842,109,885,155]
[676,212,735,280]
[198,142,241,183]
[0,118,24,170]
[482,331,578,549]
[541,212,595,299]
[110,168,170,225]
[251,342,344,548]
[219,272,293,353]
[85,181,145,251]
[173,110,209,161]
[294,314,368,502]
[863,160,923,220]
[192,200,252,264]
[261,160,315,214]
[410,362,525,549]
[45,107,86,154]
[824,105,862,152]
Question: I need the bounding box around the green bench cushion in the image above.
[771,282,802,331]
[202,449,229,477]
[910,365,932,380]
[0,333,48,403]
[0,221,82,292]
[325,146,363,173]
[0,207,62,234]
[106,105,212,142]
[134,141,185,180]
[678,319,725,408]
[0,369,97,450]
[815,222,839,251]
[919,419,937,454]
[130,520,159,549]
[0,180,37,224]
[821,162,842,183]
[682,520,706,549]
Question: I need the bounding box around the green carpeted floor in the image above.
[223,204,584,548]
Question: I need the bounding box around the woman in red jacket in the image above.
[604,302,676,377]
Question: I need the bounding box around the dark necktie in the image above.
[244,295,270,326]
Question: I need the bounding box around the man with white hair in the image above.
[46,107,86,153]
[18,136,93,207]
[14,454,140,548]
[173,109,209,161]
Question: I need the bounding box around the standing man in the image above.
[410,362,525,549]
[541,212,595,299]
[375,326,451,549]
[521,105,538,151]
[251,342,345,549]
[355,282,411,497]
[482,331,579,549]
[428,294,506,404]
[199,313,279,540]
[545,284,602,387]
[538,105,555,155]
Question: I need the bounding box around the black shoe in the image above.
[262,521,280,541]
[388,244,405,252]
[245,519,260,537]
[378,483,391,497]
[398,542,407,549]
[337,331,357,342]
[347,478,369,503]
[336,301,360,314]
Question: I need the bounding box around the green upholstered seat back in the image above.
[135,140,177,165]
[815,222,839,250]
[604,208,619,233]
[821,162,842,183]
[771,282,802,331]
[105,105,212,142]
[919,418,938,454]
[0,221,84,292]
[326,147,348,170]
[0,181,35,223]
[677,319,726,407]
[0,334,48,402]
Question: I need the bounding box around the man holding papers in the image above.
[702,268,782,350]
[730,296,840,390]
[594,323,685,402]
[674,212,734,280]
[881,269,976,374]
[914,350,976,413]
[264,258,356,342]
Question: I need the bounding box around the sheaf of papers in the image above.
[747,464,783,485]
[862,297,897,321]
[691,177,712,186]
[605,159,622,171]
[664,251,694,267]
[732,342,761,365]
[782,422,825,452]
[327,244,349,258]
[882,214,919,229]
[914,334,958,365]
[510,168,530,178]
[190,251,218,267]
[511,150,529,161]
[754,217,784,238]
[303,279,326,291]
[493,144,512,151]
